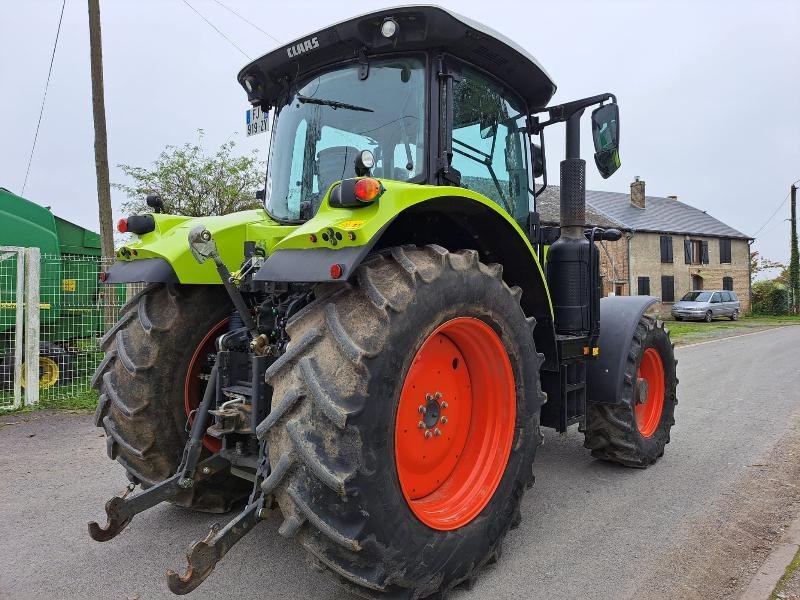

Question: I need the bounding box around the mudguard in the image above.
[103,257,178,283]
[587,295,658,405]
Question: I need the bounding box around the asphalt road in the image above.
[2,326,800,600]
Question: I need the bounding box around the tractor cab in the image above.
[237,5,557,227]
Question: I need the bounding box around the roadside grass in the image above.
[770,546,800,600]
[659,315,800,345]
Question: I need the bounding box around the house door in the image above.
[692,274,703,290]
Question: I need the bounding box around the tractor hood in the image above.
[237,5,556,110]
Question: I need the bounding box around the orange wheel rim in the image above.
[185,318,228,452]
[394,317,516,530]
[635,347,665,438]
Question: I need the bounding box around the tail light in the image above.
[353,178,382,202]
[116,218,128,233]
[329,178,385,207]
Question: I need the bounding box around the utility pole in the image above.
[790,184,799,314]
[88,0,114,259]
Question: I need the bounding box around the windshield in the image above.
[681,291,712,302]
[264,56,426,221]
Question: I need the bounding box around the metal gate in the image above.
[0,246,40,410]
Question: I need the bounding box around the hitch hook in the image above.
[166,499,267,594]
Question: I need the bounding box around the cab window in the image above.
[450,66,530,225]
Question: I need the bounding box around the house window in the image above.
[720,238,732,264]
[722,276,733,291]
[661,276,675,302]
[637,276,650,295]
[660,235,673,263]
[692,274,704,290]
[684,239,709,265]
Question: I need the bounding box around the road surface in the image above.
[2,326,800,599]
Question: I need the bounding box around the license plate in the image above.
[246,105,269,137]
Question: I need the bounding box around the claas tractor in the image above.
[88,6,678,597]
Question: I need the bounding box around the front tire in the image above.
[705,310,713,323]
[583,316,678,467]
[258,246,546,597]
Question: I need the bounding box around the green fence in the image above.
[0,251,144,409]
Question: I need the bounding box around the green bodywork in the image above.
[0,188,109,344]
[117,181,551,309]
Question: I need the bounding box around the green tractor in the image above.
[89,6,677,597]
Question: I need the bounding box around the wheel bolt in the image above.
[441,401,448,409]
[425,393,433,402]
[434,428,442,436]
[441,416,448,424]
[417,421,426,429]
[434,391,442,400]
[424,430,433,439]
[418,405,426,414]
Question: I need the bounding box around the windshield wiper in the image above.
[296,94,374,113]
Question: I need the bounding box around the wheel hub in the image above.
[420,392,445,430]
[635,378,649,405]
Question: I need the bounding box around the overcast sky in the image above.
[1,0,798,267]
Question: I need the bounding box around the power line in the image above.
[21,0,66,195]
[211,0,282,44]
[180,0,250,59]
[752,179,800,238]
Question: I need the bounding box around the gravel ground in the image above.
[2,325,800,600]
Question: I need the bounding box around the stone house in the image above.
[537,178,752,311]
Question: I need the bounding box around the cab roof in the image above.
[237,5,556,110]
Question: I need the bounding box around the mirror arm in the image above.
[531,93,616,133]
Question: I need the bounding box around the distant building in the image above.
[537,178,753,311]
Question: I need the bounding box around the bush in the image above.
[752,279,789,315]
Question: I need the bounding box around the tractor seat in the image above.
[317,146,359,193]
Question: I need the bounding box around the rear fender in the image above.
[254,181,556,365]
[587,295,658,405]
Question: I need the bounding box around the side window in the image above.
[710,292,720,303]
[451,67,530,225]
[722,276,734,292]
[661,275,675,302]
[637,276,650,296]
[721,291,732,302]
[720,238,732,264]
[285,119,309,217]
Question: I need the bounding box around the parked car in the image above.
[671,290,741,322]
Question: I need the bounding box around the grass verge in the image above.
[660,315,800,345]
[770,546,800,600]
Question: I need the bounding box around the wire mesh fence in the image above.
[1,251,145,410]
[0,247,25,410]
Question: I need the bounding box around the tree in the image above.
[750,250,786,278]
[115,131,263,217]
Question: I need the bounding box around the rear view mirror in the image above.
[531,143,544,178]
[591,103,621,179]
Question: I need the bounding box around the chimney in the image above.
[630,176,645,209]
[667,195,677,201]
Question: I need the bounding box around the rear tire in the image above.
[259,246,546,598]
[730,309,739,321]
[705,310,713,323]
[583,316,677,467]
[92,284,249,512]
